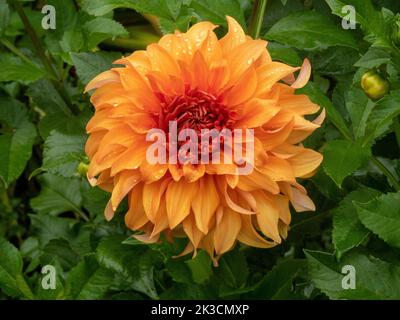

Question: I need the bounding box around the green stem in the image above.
[13,0,79,115]
[0,184,12,213]
[1,38,40,68]
[371,157,400,191]
[393,117,400,150]
[249,0,268,39]
[13,0,58,80]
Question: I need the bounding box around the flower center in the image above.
[159,90,235,134]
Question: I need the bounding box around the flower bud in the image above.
[361,70,390,100]
[77,161,89,177]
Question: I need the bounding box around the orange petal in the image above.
[191,175,220,233]
[166,180,198,229]
[111,170,141,210]
[219,16,246,55]
[214,208,241,255]
[252,191,281,243]
[85,70,120,92]
[291,58,311,89]
[125,184,149,230]
[237,215,276,248]
[287,148,323,178]
[234,98,280,128]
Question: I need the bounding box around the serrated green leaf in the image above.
[0,53,45,84]
[81,0,183,20]
[191,0,246,30]
[71,51,121,85]
[41,238,81,270]
[355,192,400,248]
[325,0,390,47]
[0,237,33,299]
[30,174,83,216]
[345,86,375,139]
[354,47,391,69]
[66,254,113,299]
[216,248,248,290]
[332,187,381,259]
[42,131,86,177]
[27,79,71,116]
[323,139,370,187]
[265,11,358,51]
[29,214,75,247]
[83,17,128,49]
[96,236,158,299]
[246,259,306,299]
[185,250,213,284]
[81,0,137,16]
[267,42,302,66]
[305,249,400,299]
[0,96,37,186]
[364,90,400,145]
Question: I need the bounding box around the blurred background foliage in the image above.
[1,0,400,300]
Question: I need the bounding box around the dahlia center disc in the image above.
[160,90,235,134]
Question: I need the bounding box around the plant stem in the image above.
[13,0,58,80]
[371,157,400,191]
[249,0,268,39]
[1,38,40,68]
[13,0,79,115]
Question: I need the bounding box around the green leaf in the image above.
[81,0,137,16]
[364,90,400,145]
[298,82,352,140]
[185,250,213,284]
[83,17,128,49]
[305,249,400,299]
[0,96,37,186]
[41,238,81,270]
[354,47,391,69]
[42,131,86,177]
[38,113,87,139]
[345,86,375,139]
[216,248,248,291]
[191,0,246,30]
[355,192,400,248]
[96,236,159,299]
[332,187,381,259]
[30,174,83,216]
[0,0,10,36]
[82,0,184,20]
[246,259,306,299]
[71,51,121,85]
[29,214,74,247]
[66,254,114,299]
[267,42,302,66]
[165,258,193,284]
[325,0,390,47]
[27,79,71,116]
[265,11,358,51]
[311,47,359,76]
[0,53,45,84]
[0,237,33,299]
[323,139,371,187]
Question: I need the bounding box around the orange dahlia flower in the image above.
[85,16,323,265]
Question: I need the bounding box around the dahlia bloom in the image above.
[85,16,323,264]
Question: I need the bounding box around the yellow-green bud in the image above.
[361,70,390,100]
